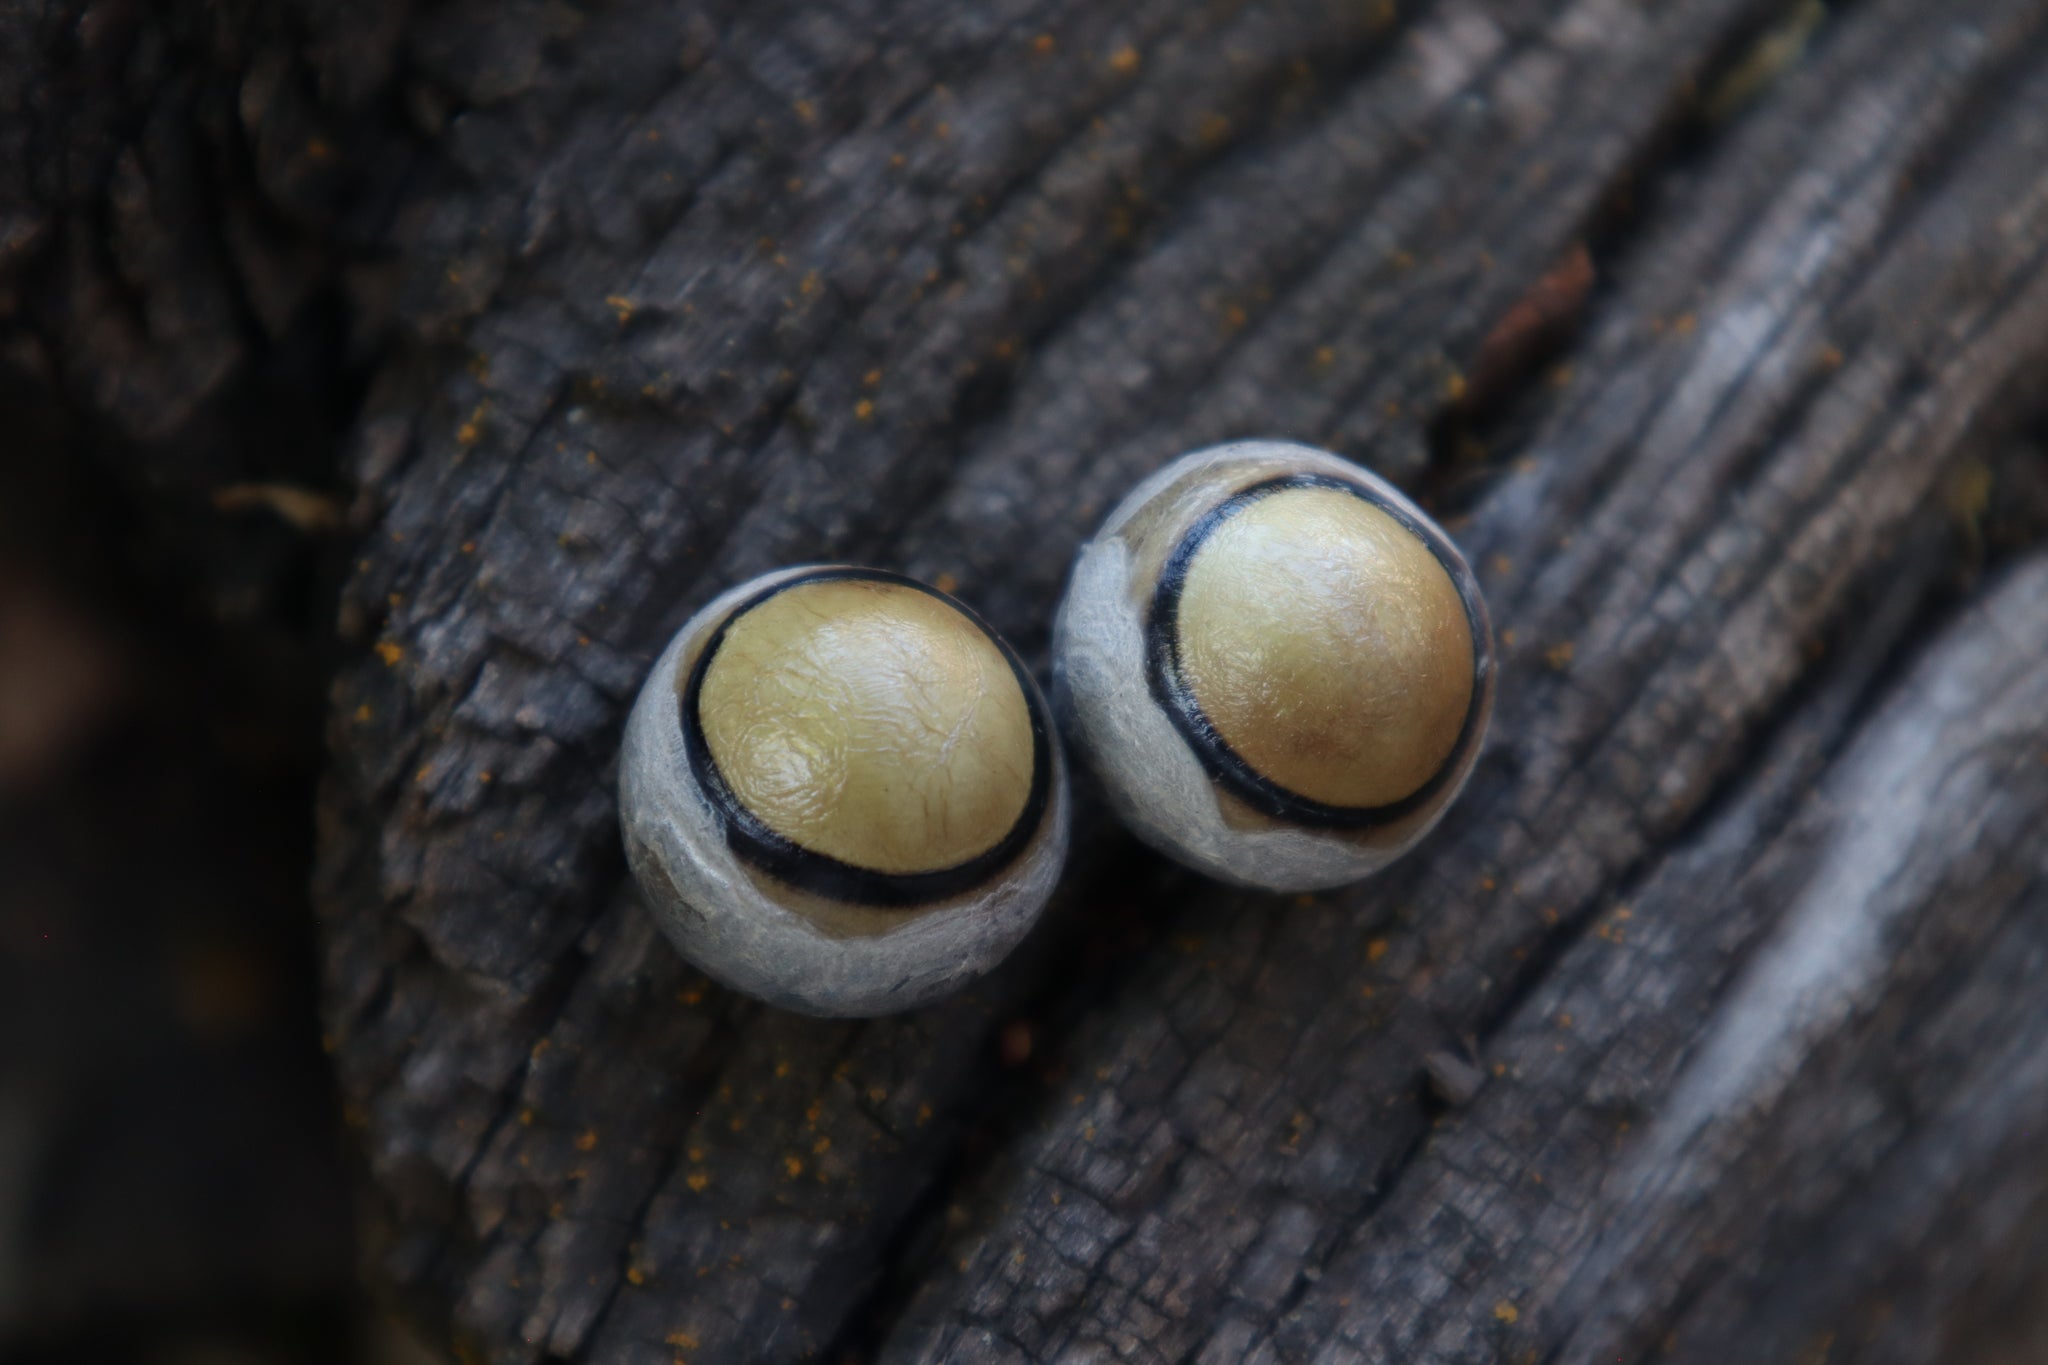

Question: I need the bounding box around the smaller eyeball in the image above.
[619,566,1069,1016]
[1052,440,1494,891]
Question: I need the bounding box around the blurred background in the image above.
[0,367,418,1364]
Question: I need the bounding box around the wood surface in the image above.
[9,0,2048,1361]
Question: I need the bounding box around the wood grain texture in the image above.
[8,0,2048,1361]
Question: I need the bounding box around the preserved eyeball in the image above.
[1053,440,1494,891]
[619,566,1069,1016]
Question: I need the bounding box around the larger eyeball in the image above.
[619,566,1069,1016]
[1053,441,1494,891]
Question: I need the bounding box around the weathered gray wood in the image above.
[891,3,2048,1359]
[9,0,2048,1361]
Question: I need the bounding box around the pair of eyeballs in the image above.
[618,441,1494,1015]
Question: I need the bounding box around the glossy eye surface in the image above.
[621,567,1067,1016]
[1054,441,1493,891]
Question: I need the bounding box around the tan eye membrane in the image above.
[1147,474,1484,827]
[679,568,1052,907]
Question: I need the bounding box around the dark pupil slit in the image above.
[679,567,1052,907]
[1144,474,1489,830]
